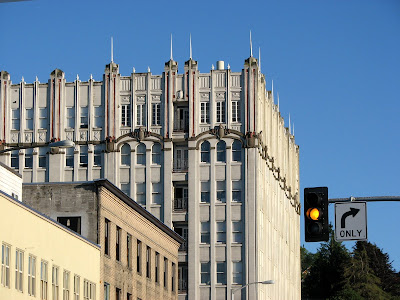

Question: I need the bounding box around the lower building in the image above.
[23,179,184,300]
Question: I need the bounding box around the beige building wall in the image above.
[0,191,100,300]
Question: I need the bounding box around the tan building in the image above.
[0,179,100,300]
[23,179,184,300]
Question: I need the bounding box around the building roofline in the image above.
[0,161,22,178]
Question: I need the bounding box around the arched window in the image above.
[152,143,162,165]
[136,143,146,165]
[216,141,226,163]
[232,140,242,162]
[200,141,210,163]
[121,144,131,166]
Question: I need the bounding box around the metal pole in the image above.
[329,196,400,203]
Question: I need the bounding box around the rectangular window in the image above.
[28,255,36,296]
[12,108,20,130]
[104,219,110,256]
[26,108,34,130]
[121,183,130,195]
[57,217,81,235]
[231,100,241,123]
[136,104,145,126]
[136,183,146,206]
[200,181,210,203]
[163,258,167,288]
[115,288,120,300]
[94,106,103,128]
[155,252,159,283]
[171,263,175,292]
[146,246,151,279]
[137,240,142,274]
[66,107,75,128]
[232,181,242,202]
[41,260,48,300]
[200,222,210,244]
[104,283,110,300]
[93,145,101,167]
[232,262,242,284]
[15,249,23,292]
[1,244,10,288]
[11,150,19,169]
[232,221,242,243]
[200,102,209,124]
[52,265,59,300]
[116,226,121,261]
[79,146,88,167]
[200,262,210,285]
[80,107,88,128]
[83,280,95,300]
[216,221,226,244]
[216,262,226,285]
[39,147,47,168]
[121,104,131,127]
[127,293,131,300]
[63,270,70,300]
[73,275,80,300]
[152,103,161,126]
[216,101,225,123]
[127,234,132,268]
[39,108,48,129]
[216,181,226,203]
[152,183,161,205]
[25,148,33,169]
[65,147,74,168]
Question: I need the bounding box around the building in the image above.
[0,161,22,200]
[0,164,100,300]
[0,49,300,299]
[23,179,184,300]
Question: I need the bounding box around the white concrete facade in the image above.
[0,55,300,299]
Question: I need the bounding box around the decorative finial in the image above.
[289,113,291,134]
[293,123,295,136]
[35,76,38,82]
[277,92,280,111]
[211,64,215,70]
[76,74,79,81]
[21,76,24,82]
[170,34,173,60]
[272,79,274,102]
[227,63,230,70]
[132,67,136,73]
[147,66,151,73]
[90,74,93,80]
[250,30,253,57]
[259,47,261,72]
[111,36,114,63]
[189,33,192,59]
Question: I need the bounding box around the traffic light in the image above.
[304,187,329,242]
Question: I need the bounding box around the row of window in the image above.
[10,100,241,131]
[1,243,96,300]
[103,219,176,292]
[200,261,242,285]
[200,221,242,244]
[200,180,242,203]
[200,140,242,163]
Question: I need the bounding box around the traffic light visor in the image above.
[307,208,320,221]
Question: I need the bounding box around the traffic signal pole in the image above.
[328,196,400,203]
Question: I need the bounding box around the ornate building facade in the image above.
[0,53,300,299]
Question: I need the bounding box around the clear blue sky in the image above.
[1,0,399,270]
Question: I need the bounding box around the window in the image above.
[63,270,70,300]
[28,255,36,296]
[152,183,162,205]
[66,107,75,128]
[232,262,242,284]
[232,100,241,123]
[39,147,47,168]
[120,144,130,166]
[136,183,146,205]
[216,141,226,162]
[39,108,48,129]
[152,143,161,164]
[216,221,226,243]
[11,150,19,169]
[121,183,130,195]
[80,107,88,128]
[178,265,188,293]
[65,148,74,168]
[104,283,110,300]
[104,219,110,255]
[57,217,81,234]
[127,293,132,300]
[200,262,210,285]
[1,244,10,288]
[163,258,168,288]
[15,249,24,292]
[200,222,210,244]
[232,221,242,243]
[232,181,242,202]
[171,263,175,292]
[73,275,80,300]
[152,103,161,126]
[216,262,226,285]
[137,240,142,274]
[146,246,151,278]
[136,143,146,165]
[52,265,59,300]
[127,234,132,268]
[25,148,33,169]
[216,181,226,203]
[115,287,121,300]
[200,141,210,163]
[216,101,225,123]
[136,103,145,126]
[41,260,48,300]
[94,106,103,128]
[93,145,101,166]
[155,252,159,283]
[26,108,34,130]
[12,108,20,130]
[200,102,209,124]
[121,104,131,127]
[83,280,95,300]
[79,146,88,167]
[116,227,121,261]
[232,140,242,162]
[200,182,210,203]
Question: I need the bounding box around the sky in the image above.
[1,0,399,271]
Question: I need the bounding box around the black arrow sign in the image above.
[341,207,360,228]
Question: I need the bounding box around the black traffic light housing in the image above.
[304,187,329,242]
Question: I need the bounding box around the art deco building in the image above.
[0,49,300,299]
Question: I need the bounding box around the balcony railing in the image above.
[174,198,187,211]
[178,279,188,293]
[173,159,188,172]
[173,119,189,132]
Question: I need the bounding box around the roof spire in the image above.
[277,92,280,111]
[250,30,253,57]
[35,76,38,82]
[259,47,261,72]
[170,34,173,60]
[272,79,274,102]
[293,123,295,136]
[189,33,192,59]
[289,113,291,134]
[21,76,24,82]
[111,36,114,63]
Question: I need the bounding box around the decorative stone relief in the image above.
[66,131,74,141]
[11,133,19,143]
[24,132,32,143]
[216,92,225,100]
[120,129,130,136]
[93,131,100,141]
[200,93,209,100]
[231,91,241,99]
[80,130,88,141]
[39,132,46,142]
[152,95,161,101]
[121,95,131,103]
[137,95,146,102]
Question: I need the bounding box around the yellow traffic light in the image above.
[307,208,320,221]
